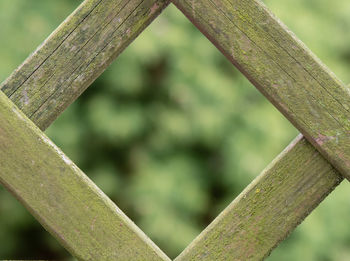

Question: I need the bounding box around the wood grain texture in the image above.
[171,0,350,181]
[1,0,346,260]
[1,0,169,131]
[0,0,170,259]
[175,135,343,261]
[0,90,170,260]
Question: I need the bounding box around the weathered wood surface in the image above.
[0,0,170,259]
[1,0,169,131]
[175,135,342,260]
[0,90,170,260]
[1,0,348,259]
[171,0,350,181]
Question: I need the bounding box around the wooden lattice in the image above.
[0,0,348,260]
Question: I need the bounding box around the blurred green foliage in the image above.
[0,0,349,260]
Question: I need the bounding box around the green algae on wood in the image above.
[0,91,170,260]
[170,0,350,259]
[175,135,342,260]
[0,0,170,259]
[1,0,348,259]
[171,0,350,182]
[0,0,169,131]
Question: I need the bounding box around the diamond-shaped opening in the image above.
[1,0,349,260]
[45,4,296,259]
[1,1,298,260]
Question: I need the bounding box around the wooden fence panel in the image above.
[171,0,350,181]
[1,0,349,259]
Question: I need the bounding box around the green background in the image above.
[0,0,350,260]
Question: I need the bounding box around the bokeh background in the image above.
[1,0,350,260]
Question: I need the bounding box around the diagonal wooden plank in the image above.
[171,0,350,181]
[170,0,350,259]
[0,90,170,260]
[0,0,171,259]
[175,135,342,260]
[1,0,169,131]
[2,0,346,258]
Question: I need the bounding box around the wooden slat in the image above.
[1,0,346,260]
[0,0,170,259]
[1,0,169,131]
[0,91,170,260]
[171,1,348,259]
[171,0,350,181]
[175,135,342,260]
